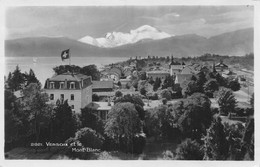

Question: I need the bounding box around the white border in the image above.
[0,1,259,167]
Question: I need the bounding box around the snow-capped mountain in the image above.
[78,25,173,48]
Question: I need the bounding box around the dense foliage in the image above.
[53,64,101,80]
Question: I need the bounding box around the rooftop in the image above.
[48,72,89,81]
[92,81,114,89]
[147,70,170,74]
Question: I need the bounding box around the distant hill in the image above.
[5,28,253,58]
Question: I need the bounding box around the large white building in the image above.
[44,72,92,113]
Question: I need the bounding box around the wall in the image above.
[44,89,82,113]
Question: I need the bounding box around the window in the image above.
[60,82,64,89]
[71,105,74,109]
[50,94,54,100]
[50,82,54,89]
[60,94,64,100]
[70,82,75,89]
[71,94,74,101]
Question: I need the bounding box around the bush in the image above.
[140,86,147,96]
[115,90,123,97]
[75,127,104,149]
[160,89,172,100]
[163,150,174,160]
[92,94,99,101]
[133,133,146,154]
[148,93,158,100]
[175,138,204,160]
[227,80,241,92]
[162,98,168,105]
[203,79,219,98]
[65,128,104,159]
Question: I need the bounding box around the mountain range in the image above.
[78,25,172,48]
[5,26,253,58]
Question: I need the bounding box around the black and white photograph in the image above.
[2,2,258,163]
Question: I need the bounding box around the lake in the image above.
[5,56,129,85]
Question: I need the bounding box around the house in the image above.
[92,81,114,92]
[44,72,92,113]
[119,78,132,89]
[175,74,193,84]
[86,101,114,120]
[215,60,228,72]
[147,70,170,81]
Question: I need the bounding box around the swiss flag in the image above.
[61,49,70,61]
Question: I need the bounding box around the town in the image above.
[4,52,254,160]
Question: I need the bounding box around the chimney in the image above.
[46,78,49,89]
[81,78,84,89]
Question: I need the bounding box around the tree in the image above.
[172,93,212,140]
[115,90,123,97]
[139,72,147,80]
[153,77,161,91]
[223,122,245,160]
[203,79,219,98]
[9,65,26,91]
[52,100,77,142]
[162,75,174,90]
[74,127,104,149]
[227,80,240,91]
[104,102,142,153]
[21,83,53,147]
[80,65,101,80]
[181,80,200,97]
[140,86,147,96]
[241,118,254,160]
[216,88,237,116]
[66,127,104,159]
[80,106,104,135]
[53,65,81,75]
[148,77,154,85]
[215,73,227,87]
[25,69,41,88]
[175,138,204,160]
[92,94,99,101]
[202,117,229,160]
[160,89,172,100]
[196,71,207,92]
[53,65,101,80]
[114,94,145,120]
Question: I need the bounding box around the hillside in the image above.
[5,28,253,58]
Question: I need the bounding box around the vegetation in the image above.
[53,64,101,80]
[216,88,237,116]
[175,139,204,160]
[104,102,142,153]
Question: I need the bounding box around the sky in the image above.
[5,6,254,40]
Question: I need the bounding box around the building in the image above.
[147,70,170,81]
[175,74,193,84]
[92,81,114,92]
[44,72,92,113]
[119,78,132,89]
[215,60,228,72]
[92,81,114,97]
[181,63,201,75]
[222,70,237,79]
[169,56,185,76]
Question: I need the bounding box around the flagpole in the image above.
[69,48,71,66]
